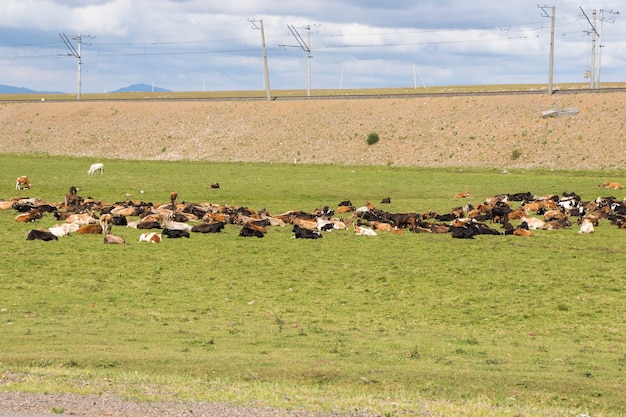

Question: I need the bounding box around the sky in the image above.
[0,0,625,93]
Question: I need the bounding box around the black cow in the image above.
[191,221,225,233]
[318,222,335,232]
[111,215,128,226]
[35,203,58,213]
[450,225,477,239]
[171,212,192,223]
[239,226,265,238]
[507,191,533,202]
[474,223,501,235]
[136,221,162,230]
[491,202,511,222]
[163,228,190,238]
[26,229,58,241]
[12,202,35,213]
[293,225,322,239]
[435,212,458,222]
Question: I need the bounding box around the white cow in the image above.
[354,225,377,236]
[87,163,104,175]
[579,218,595,234]
[48,223,79,237]
[139,232,162,243]
[520,216,545,230]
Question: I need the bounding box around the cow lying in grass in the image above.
[77,224,104,234]
[598,181,624,189]
[354,225,377,236]
[191,222,225,233]
[239,225,265,238]
[578,218,595,234]
[48,223,78,237]
[139,232,162,243]
[163,228,190,238]
[292,224,322,239]
[15,209,43,223]
[104,233,126,244]
[26,229,58,241]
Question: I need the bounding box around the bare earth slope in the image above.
[1,91,625,169]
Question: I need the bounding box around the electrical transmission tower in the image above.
[280,24,318,97]
[539,5,556,95]
[59,33,93,99]
[580,7,619,89]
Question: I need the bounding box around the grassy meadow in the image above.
[0,153,625,416]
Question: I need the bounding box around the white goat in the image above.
[87,163,104,175]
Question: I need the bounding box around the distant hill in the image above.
[0,84,63,94]
[112,83,171,93]
[0,83,171,94]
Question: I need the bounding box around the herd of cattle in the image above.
[3,175,626,243]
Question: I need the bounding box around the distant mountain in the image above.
[0,84,63,94]
[0,83,172,94]
[112,83,171,93]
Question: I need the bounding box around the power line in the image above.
[59,33,93,99]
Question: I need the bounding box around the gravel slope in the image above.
[1,91,625,170]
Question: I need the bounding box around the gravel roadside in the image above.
[0,392,377,417]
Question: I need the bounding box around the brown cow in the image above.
[598,181,624,189]
[15,176,32,190]
[15,209,42,223]
[370,221,394,232]
[335,205,354,213]
[76,224,104,234]
[542,219,572,230]
[99,214,113,234]
[290,216,317,231]
[170,191,179,205]
[513,228,534,237]
[543,209,568,222]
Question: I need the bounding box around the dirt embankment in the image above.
[1,92,625,170]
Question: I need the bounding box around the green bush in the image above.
[366,132,380,145]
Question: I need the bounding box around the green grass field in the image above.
[1,154,625,416]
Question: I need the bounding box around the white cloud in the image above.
[0,0,623,92]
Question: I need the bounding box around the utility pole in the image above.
[281,24,317,97]
[249,19,271,101]
[59,33,93,99]
[539,5,556,95]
